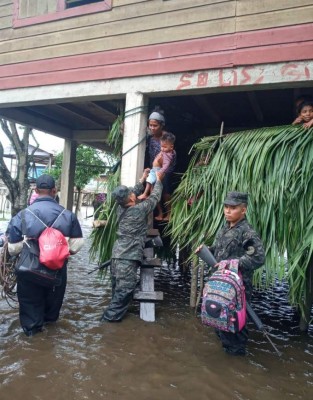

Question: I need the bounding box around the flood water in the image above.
[0,219,312,400]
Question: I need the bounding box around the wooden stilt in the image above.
[299,256,313,332]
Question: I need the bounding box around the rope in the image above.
[0,241,18,307]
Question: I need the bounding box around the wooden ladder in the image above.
[133,228,163,322]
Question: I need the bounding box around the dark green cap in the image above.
[224,191,248,206]
[112,185,131,206]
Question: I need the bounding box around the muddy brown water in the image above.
[0,220,312,400]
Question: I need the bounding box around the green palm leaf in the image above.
[168,125,313,312]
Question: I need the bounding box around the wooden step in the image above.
[141,257,162,267]
[147,228,160,237]
[133,290,163,301]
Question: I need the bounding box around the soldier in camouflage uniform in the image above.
[101,169,163,322]
[206,191,265,355]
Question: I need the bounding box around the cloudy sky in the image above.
[0,128,64,154]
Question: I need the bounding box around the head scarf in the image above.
[148,111,165,124]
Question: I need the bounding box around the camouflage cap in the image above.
[224,191,248,206]
[112,185,131,206]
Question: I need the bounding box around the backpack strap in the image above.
[228,259,240,274]
[26,208,47,228]
[218,259,240,274]
[26,208,66,229]
[50,209,66,228]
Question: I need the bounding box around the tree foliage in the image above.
[50,145,107,190]
[167,125,313,311]
[0,120,34,216]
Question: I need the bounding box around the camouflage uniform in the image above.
[210,192,265,355]
[210,217,265,301]
[101,180,163,322]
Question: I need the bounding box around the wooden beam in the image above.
[59,102,112,127]
[78,141,114,153]
[247,91,264,123]
[55,103,109,129]
[94,100,122,120]
[0,108,72,139]
[191,95,221,125]
[59,139,77,210]
[72,129,109,141]
[88,101,118,122]
[133,291,164,301]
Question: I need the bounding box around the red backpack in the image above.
[27,209,70,270]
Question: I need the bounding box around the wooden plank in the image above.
[140,303,155,321]
[1,59,313,106]
[0,18,236,64]
[1,0,230,41]
[18,0,28,18]
[48,0,58,13]
[0,4,11,18]
[0,1,13,6]
[115,0,149,6]
[27,0,39,18]
[236,0,313,16]
[25,103,107,129]
[0,33,235,77]
[0,15,11,28]
[58,103,110,127]
[133,291,163,301]
[71,129,109,142]
[141,256,162,267]
[235,21,313,48]
[139,259,155,321]
[147,228,160,237]
[1,40,313,90]
[37,0,49,17]
[236,6,313,32]
[0,3,236,55]
[2,22,312,79]
[83,101,117,123]
[0,108,72,138]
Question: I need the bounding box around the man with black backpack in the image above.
[197,191,265,355]
[7,175,84,336]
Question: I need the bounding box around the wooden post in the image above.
[140,247,155,322]
[190,262,199,308]
[121,92,148,186]
[59,139,77,210]
[133,230,164,322]
[299,257,313,332]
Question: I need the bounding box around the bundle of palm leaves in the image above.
[89,116,123,277]
[168,125,313,311]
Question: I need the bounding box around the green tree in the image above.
[50,145,108,214]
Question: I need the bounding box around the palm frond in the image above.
[168,125,313,310]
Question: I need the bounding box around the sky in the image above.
[0,128,65,154]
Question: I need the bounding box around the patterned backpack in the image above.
[201,259,246,333]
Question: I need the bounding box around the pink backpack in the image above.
[201,259,246,333]
[27,209,70,270]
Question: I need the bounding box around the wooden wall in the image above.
[0,0,312,89]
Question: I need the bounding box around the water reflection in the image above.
[0,221,312,400]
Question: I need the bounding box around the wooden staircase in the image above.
[133,228,163,322]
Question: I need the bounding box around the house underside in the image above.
[0,60,313,209]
